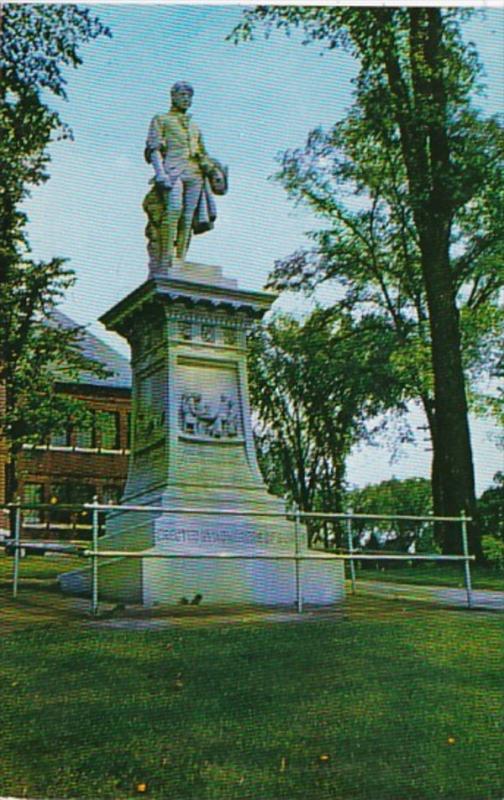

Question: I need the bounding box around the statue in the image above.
[143,82,228,273]
[180,392,202,435]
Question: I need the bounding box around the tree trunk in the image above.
[420,232,480,556]
[0,379,16,534]
[380,7,480,557]
[421,395,446,547]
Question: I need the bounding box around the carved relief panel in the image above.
[176,359,242,441]
[134,369,166,452]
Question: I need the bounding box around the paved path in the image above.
[356,580,504,611]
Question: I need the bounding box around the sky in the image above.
[24,4,503,494]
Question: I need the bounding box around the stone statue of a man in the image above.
[143,82,228,273]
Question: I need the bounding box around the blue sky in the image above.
[25,5,503,492]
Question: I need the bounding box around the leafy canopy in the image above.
[248,309,406,531]
[0,5,111,459]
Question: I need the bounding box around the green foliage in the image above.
[2,272,109,452]
[349,476,433,516]
[0,6,111,475]
[231,7,503,549]
[476,469,503,573]
[478,472,504,542]
[0,5,111,259]
[481,536,504,572]
[249,25,503,425]
[348,477,437,553]
[248,309,406,542]
[266,115,503,411]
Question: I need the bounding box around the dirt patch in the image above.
[87,603,347,629]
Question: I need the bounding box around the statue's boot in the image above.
[176,223,192,262]
[157,213,180,271]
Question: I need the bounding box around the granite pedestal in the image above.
[60,262,344,606]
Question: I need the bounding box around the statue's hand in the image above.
[208,167,228,196]
[156,174,173,191]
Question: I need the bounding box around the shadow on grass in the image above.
[0,591,503,800]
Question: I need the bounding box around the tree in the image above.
[230,8,503,554]
[478,473,504,571]
[248,309,406,545]
[348,477,436,557]
[267,108,501,555]
[0,5,111,500]
[479,472,504,540]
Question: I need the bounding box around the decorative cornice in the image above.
[100,272,277,336]
[166,308,249,328]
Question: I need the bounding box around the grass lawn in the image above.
[0,551,84,585]
[0,589,503,800]
[3,552,503,591]
[351,561,504,591]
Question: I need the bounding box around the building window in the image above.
[97,411,119,450]
[74,416,95,449]
[102,485,122,506]
[50,426,71,447]
[23,483,44,524]
[50,483,96,533]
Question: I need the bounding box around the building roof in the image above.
[49,310,131,390]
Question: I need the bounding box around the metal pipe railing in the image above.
[91,496,100,617]
[460,509,473,609]
[4,501,471,522]
[294,507,302,613]
[82,550,474,562]
[79,501,472,523]
[12,499,21,599]
[4,498,476,613]
[346,506,356,595]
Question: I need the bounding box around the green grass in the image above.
[0,551,84,584]
[352,561,504,591]
[0,593,503,799]
[3,553,503,591]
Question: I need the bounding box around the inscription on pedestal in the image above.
[156,529,281,547]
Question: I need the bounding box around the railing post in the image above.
[460,509,473,610]
[91,496,100,616]
[346,507,356,595]
[12,497,22,598]
[294,506,303,614]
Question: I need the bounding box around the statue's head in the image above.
[171,81,194,111]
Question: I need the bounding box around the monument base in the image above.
[59,491,345,607]
[60,554,344,608]
[59,264,346,608]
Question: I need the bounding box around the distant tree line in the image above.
[249,313,503,562]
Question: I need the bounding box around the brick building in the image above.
[0,311,132,538]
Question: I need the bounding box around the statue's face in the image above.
[172,88,193,112]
